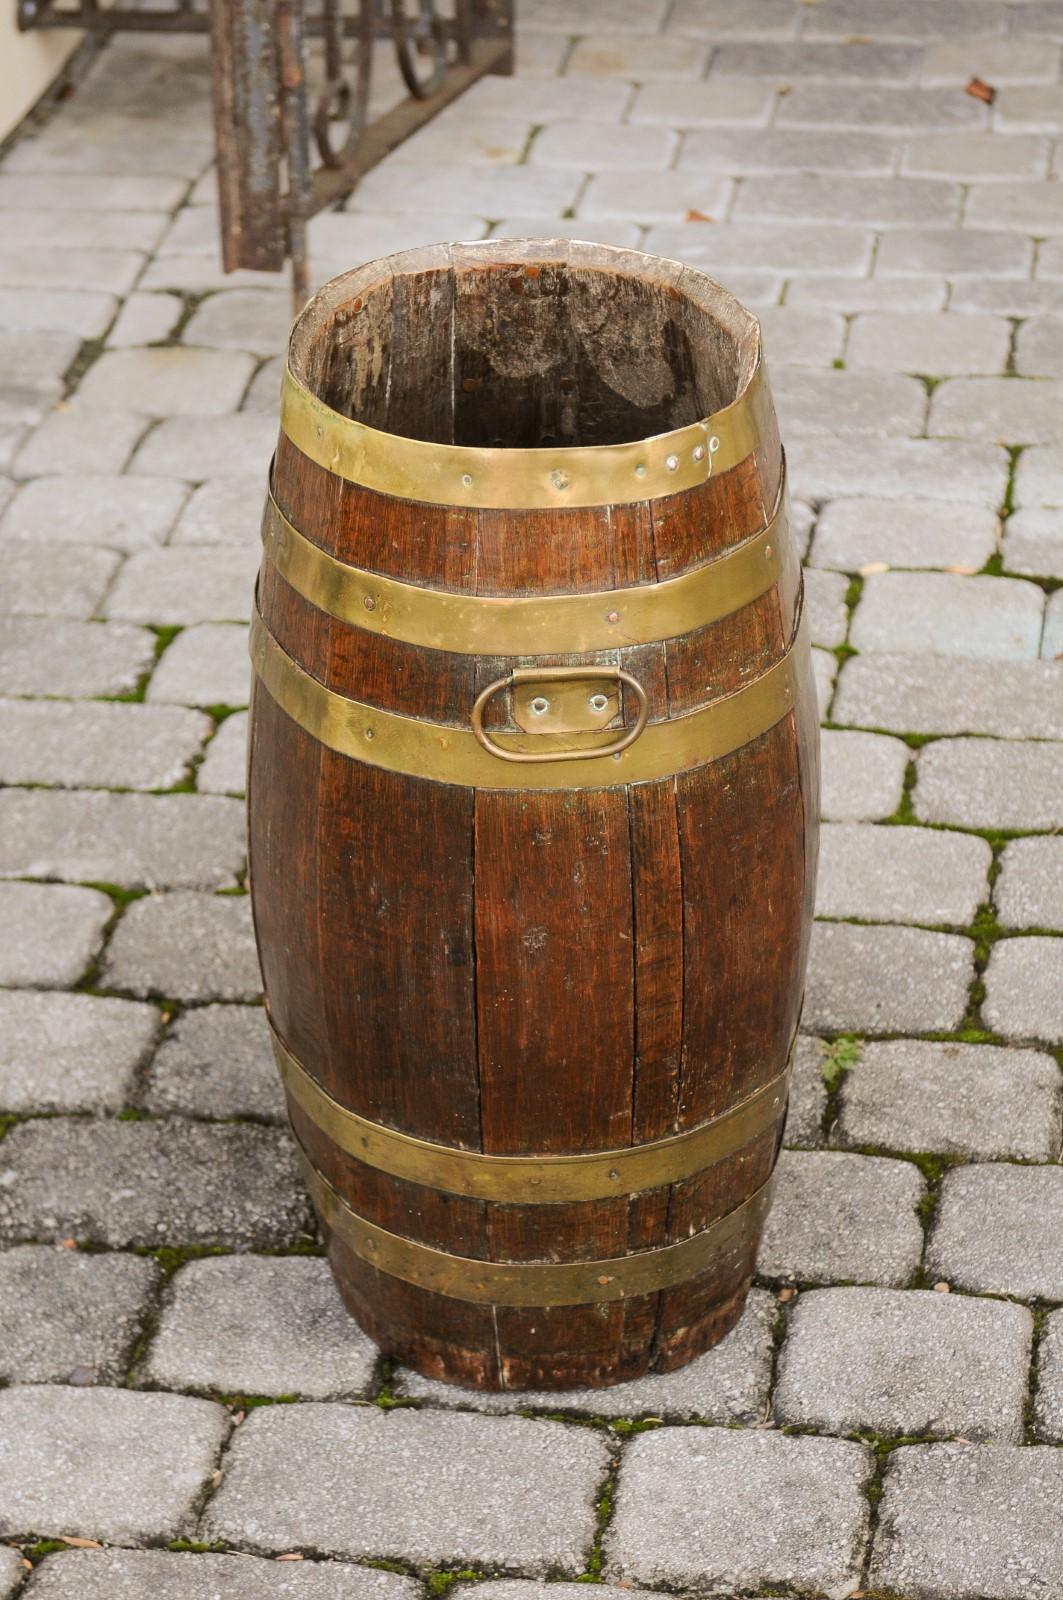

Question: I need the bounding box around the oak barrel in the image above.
[248,240,819,1391]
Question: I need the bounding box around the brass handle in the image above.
[471,665,650,765]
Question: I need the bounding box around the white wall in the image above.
[0,14,83,142]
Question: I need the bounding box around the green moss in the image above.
[165,1539,230,1554]
[427,1570,484,1596]
[820,1034,862,1093]
[22,1540,69,1560]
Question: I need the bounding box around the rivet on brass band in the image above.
[248,602,807,791]
[273,1021,791,1204]
[279,359,773,511]
[261,474,788,656]
[299,1147,776,1307]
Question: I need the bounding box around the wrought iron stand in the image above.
[18,0,515,301]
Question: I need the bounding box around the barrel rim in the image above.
[282,239,768,510]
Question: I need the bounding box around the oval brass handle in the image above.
[471,665,650,765]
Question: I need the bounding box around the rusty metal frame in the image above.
[17,0,515,298]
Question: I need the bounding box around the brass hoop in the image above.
[273,1020,792,1204]
[279,357,773,510]
[300,1146,775,1306]
[260,471,789,655]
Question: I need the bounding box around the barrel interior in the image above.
[289,242,761,451]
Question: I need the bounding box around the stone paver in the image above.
[838,1039,1062,1162]
[820,730,909,821]
[606,1428,871,1596]
[0,699,209,789]
[915,738,1063,830]
[14,406,149,478]
[834,654,1063,740]
[128,413,275,479]
[804,567,848,649]
[171,475,261,545]
[816,822,990,926]
[1046,591,1063,661]
[142,1256,376,1399]
[785,1034,829,1149]
[77,347,254,417]
[773,370,926,440]
[102,891,260,1002]
[105,546,257,624]
[0,989,158,1113]
[984,938,1063,1044]
[107,289,182,347]
[996,837,1063,930]
[1,542,119,618]
[850,572,1044,661]
[0,474,188,550]
[1005,507,1063,579]
[1017,445,1063,508]
[774,1287,1032,1442]
[0,1548,20,1598]
[805,921,974,1033]
[788,437,1008,507]
[849,312,1010,376]
[810,499,999,574]
[0,881,113,988]
[876,225,1032,277]
[871,1444,1063,1600]
[26,1552,419,1600]
[758,1150,925,1287]
[0,1246,158,1384]
[146,623,251,708]
[182,289,293,355]
[0,1118,313,1248]
[1034,1311,1063,1442]
[929,1163,1063,1300]
[0,1385,226,1543]
[0,616,154,697]
[0,790,245,890]
[197,710,247,794]
[399,1288,776,1422]
[144,1001,281,1120]
[930,377,1063,446]
[204,1407,608,1569]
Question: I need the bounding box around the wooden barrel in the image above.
[248,240,819,1392]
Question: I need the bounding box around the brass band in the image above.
[273,1021,791,1204]
[279,359,773,511]
[299,1146,775,1306]
[261,476,787,655]
[249,602,806,790]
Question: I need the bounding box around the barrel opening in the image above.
[289,241,761,451]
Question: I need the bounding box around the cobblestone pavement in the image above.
[1,1,1063,1595]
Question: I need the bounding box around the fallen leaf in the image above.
[859,561,890,576]
[776,83,792,94]
[684,208,715,223]
[276,1553,305,1562]
[933,1280,951,1293]
[777,1286,797,1302]
[58,1238,77,1250]
[943,564,978,574]
[21,1560,32,1571]
[966,76,996,104]
[231,1409,245,1425]
[211,1469,223,1486]
[59,1537,102,1549]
